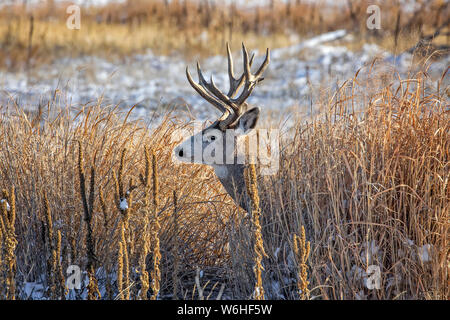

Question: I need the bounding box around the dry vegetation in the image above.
[0,62,448,299]
[0,0,448,70]
[0,0,448,301]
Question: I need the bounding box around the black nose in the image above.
[178,149,184,157]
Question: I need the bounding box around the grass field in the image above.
[0,0,448,300]
[0,0,448,70]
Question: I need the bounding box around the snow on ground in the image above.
[0,30,448,122]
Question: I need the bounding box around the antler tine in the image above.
[230,44,270,107]
[185,43,269,129]
[185,66,230,115]
[196,62,236,111]
[226,43,235,79]
[254,48,270,78]
[242,43,252,82]
[226,43,255,99]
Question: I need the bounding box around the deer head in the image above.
[174,43,269,164]
[173,43,270,210]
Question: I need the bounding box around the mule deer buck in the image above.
[174,43,270,212]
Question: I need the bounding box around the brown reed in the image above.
[293,226,311,300]
[56,230,67,300]
[1,187,17,300]
[43,192,56,299]
[245,164,268,300]
[0,67,447,300]
[150,149,161,300]
[77,141,100,300]
[172,190,180,300]
[113,148,137,300]
[138,146,151,300]
[117,241,124,300]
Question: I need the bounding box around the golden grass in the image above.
[293,226,311,300]
[0,187,17,300]
[245,164,268,300]
[0,0,447,70]
[0,62,448,299]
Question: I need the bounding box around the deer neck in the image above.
[211,163,250,212]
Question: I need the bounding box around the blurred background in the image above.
[0,0,448,120]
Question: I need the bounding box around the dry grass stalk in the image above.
[77,141,100,300]
[138,147,151,300]
[43,192,56,299]
[56,230,67,300]
[245,164,267,300]
[118,219,129,300]
[0,69,447,300]
[1,187,17,300]
[172,190,179,300]
[138,235,150,300]
[150,149,161,300]
[87,268,101,300]
[117,240,124,300]
[293,226,311,300]
[114,148,136,300]
[99,188,112,300]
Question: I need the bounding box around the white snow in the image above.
[0,199,10,211]
[0,29,447,125]
[417,244,432,263]
[119,198,128,211]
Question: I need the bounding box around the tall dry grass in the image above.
[255,67,449,299]
[0,63,448,299]
[0,99,234,299]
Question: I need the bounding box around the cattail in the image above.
[293,226,310,299]
[245,164,267,300]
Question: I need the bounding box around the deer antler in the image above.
[186,43,270,129]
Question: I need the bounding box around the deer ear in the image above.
[237,107,260,135]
